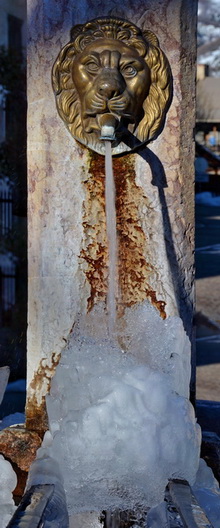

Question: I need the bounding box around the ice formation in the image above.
[25,452,69,528]
[193,458,220,528]
[0,368,17,528]
[0,455,17,528]
[43,301,201,514]
[0,366,9,404]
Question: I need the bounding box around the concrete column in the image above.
[26,0,197,433]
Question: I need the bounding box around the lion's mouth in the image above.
[84,92,135,119]
[81,90,138,135]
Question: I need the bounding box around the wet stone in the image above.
[0,427,42,498]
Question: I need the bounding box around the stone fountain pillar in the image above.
[26,0,198,434]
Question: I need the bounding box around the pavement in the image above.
[195,202,220,402]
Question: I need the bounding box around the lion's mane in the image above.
[52,17,172,152]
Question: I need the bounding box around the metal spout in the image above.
[98,114,117,141]
[100,124,115,141]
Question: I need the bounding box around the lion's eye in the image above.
[85,62,99,73]
[121,64,137,77]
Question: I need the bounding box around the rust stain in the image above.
[25,398,48,437]
[25,352,61,436]
[80,152,108,309]
[0,427,42,472]
[81,244,107,311]
[0,426,42,501]
[81,151,166,319]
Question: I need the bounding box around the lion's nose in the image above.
[97,76,124,99]
[98,83,119,99]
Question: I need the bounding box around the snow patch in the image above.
[0,413,25,431]
[196,192,220,206]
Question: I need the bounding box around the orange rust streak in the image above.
[82,151,166,318]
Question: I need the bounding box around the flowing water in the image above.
[105,141,118,335]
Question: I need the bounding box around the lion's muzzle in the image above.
[83,71,134,127]
[96,69,126,100]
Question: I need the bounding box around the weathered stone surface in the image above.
[27,0,197,431]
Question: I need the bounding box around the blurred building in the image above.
[196,64,220,150]
[0,0,26,139]
[0,0,27,380]
[0,0,26,45]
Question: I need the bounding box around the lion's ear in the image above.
[70,24,84,41]
[142,30,159,47]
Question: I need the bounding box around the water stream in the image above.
[105,141,118,336]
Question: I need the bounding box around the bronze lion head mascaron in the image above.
[52,17,172,155]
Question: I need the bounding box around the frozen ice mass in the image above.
[193,458,220,528]
[38,301,201,514]
[0,455,17,528]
